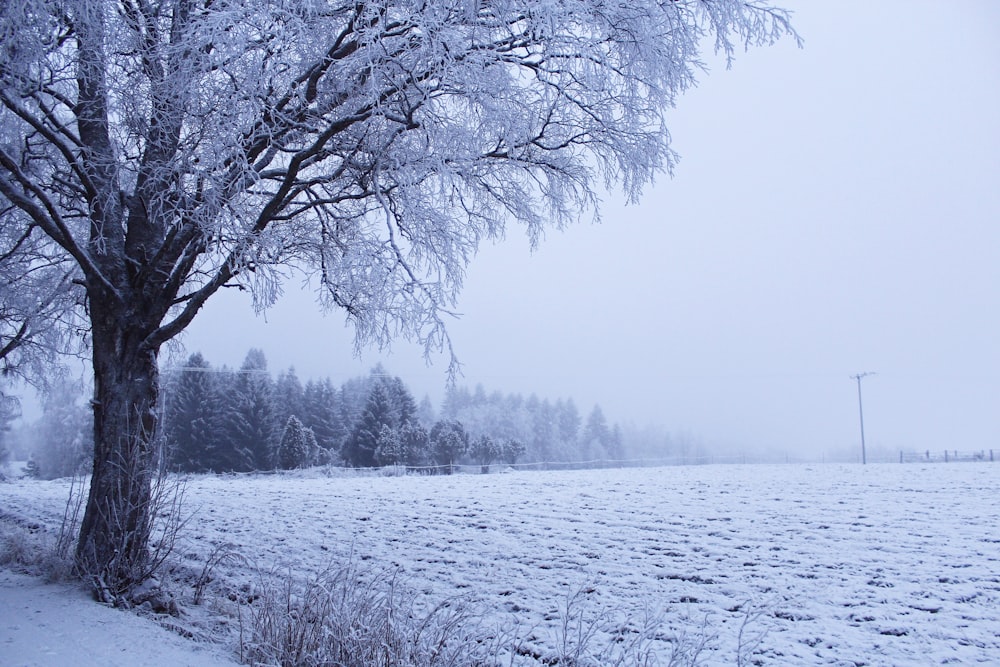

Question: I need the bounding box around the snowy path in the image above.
[0,570,238,667]
[2,463,999,664]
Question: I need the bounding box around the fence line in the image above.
[314,453,892,477]
[899,449,995,464]
[175,450,995,480]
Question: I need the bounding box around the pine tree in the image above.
[440,386,472,421]
[0,388,18,475]
[384,376,418,427]
[272,367,305,446]
[607,424,625,462]
[205,366,253,472]
[277,415,309,470]
[556,398,581,451]
[399,421,430,467]
[338,375,372,438]
[303,425,320,467]
[226,349,275,471]
[582,404,612,461]
[416,395,436,428]
[527,396,555,462]
[374,424,403,467]
[33,381,92,479]
[302,378,345,456]
[343,385,393,467]
[164,353,219,472]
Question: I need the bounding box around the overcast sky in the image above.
[181,0,1000,458]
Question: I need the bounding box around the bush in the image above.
[239,563,495,667]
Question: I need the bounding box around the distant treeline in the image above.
[160,349,627,473]
[6,348,698,479]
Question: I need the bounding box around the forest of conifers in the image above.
[9,348,692,480]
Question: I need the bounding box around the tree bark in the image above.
[75,293,161,601]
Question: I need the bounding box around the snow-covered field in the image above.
[3,463,999,665]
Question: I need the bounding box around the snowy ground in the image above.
[0,569,239,667]
[2,463,999,665]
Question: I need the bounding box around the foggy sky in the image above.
[182,0,1000,458]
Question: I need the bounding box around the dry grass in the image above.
[237,562,498,667]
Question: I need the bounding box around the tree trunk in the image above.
[75,301,161,602]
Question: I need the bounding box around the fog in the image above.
[179,0,1000,458]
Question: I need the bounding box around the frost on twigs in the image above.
[0,0,797,371]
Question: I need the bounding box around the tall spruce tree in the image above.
[302,378,344,456]
[32,380,92,479]
[416,396,436,429]
[228,349,274,471]
[0,387,18,474]
[582,405,612,461]
[271,367,305,445]
[164,353,217,472]
[344,385,393,467]
[384,376,418,428]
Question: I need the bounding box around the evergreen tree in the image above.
[384,375,418,427]
[277,415,309,470]
[374,424,403,467]
[429,419,469,474]
[32,381,92,479]
[499,393,531,447]
[339,375,373,438]
[582,404,612,461]
[272,367,305,445]
[526,396,555,462]
[440,385,472,421]
[556,398,581,450]
[416,395,436,428]
[302,378,345,455]
[399,421,431,467]
[607,424,625,462]
[343,385,393,467]
[303,425,320,467]
[0,388,20,475]
[205,366,253,472]
[164,353,219,472]
[226,349,275,471]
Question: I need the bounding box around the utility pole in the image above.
[850,372,875,464]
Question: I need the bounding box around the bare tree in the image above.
[0,0,795,599]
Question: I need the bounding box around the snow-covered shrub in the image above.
[470,434,501,473]
[500,438,527,465]
[429,420,468,474]
[0,523,41,570]
[239,563,495,666]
